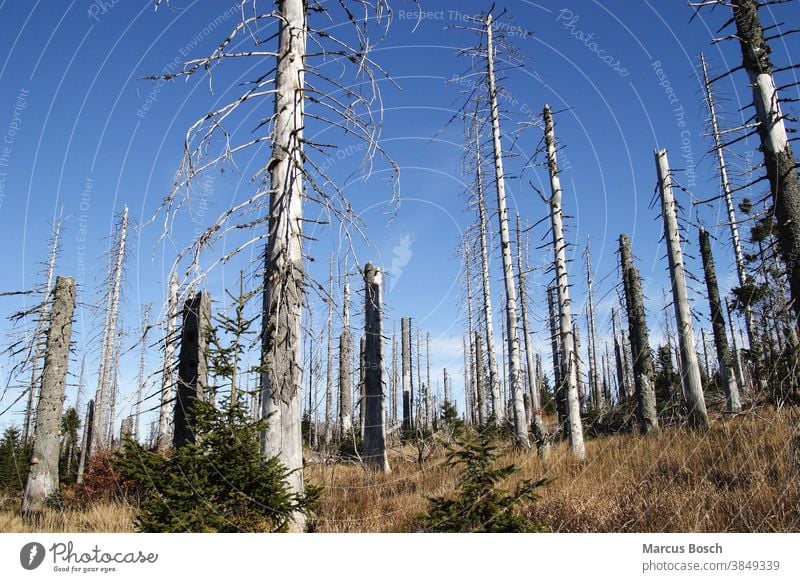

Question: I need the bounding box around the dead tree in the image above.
[484,14,529,448]
[134,304,150,441]
[584,242,602,408]
[544,105,585,458]
[391,327,398,426]
[612,307,628,403]
[23,215,62,445]
[362,263,389,472]
[474,331,488,424]
[92,206,128,454]
[323,257,334,447]
[76,399,93,485]
[619,234,659,433]
[339,283,352,438]
[699,228,743,412]
[173,292,211,448]
[426,333,433,430]
[731,0,800,322]
[401,316,412,433]
[359,335,366,439]
[699,53,758,348]
[655,149,709,428]
[21,276,76,516]
[157,271,178,452]
[516,215,548,455]
[547,285,565,427]
[463,239,485,425]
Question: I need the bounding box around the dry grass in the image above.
[2,407,798,533]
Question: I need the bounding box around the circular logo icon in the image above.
[20,542,46,570]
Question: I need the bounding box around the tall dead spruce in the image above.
[157,271,178,451]
[619,235,659,433]
[483,14,529,448]
[22,276,76,516]
[655,149,709,428]
[363,263,390,472]
[543,105,586,459]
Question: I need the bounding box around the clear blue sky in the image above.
[1,1,798,431]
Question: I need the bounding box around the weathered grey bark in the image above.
[106,332,122,448]
[134,305,150,441]
[474,331,489,423]
[544,105,585,458]
[259,0,307,531]
[516,216,548,455]
[732,0,800,324]
[475,139,503,425]
[612,308,628,403]
[655,149,709,428]
[463,334,474,425]
[76,399,93,485]
[323,257,334,446]
[23,217,62,446]
[92,206,128,454]
[157,271,178,452]
[701,328,712,382]
[573,319,586,413]
[391,328,398,426]
[415,327,423,430]
[547,285,565,428]
[700,53,758,350]
[584,244,602,409]
[362,263,390,472]
[120,416,134,442]
[401,317,412,433]
[699,228,743,412]
[359,334,366,439]
[464,239,486,426]
[426,333,433,430]
[339,283,352,437]
[22,276,76,516]
[619,234,659,433]
[173,292,211,448]
[725,297,748,396]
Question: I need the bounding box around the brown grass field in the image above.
[2,407,799,533]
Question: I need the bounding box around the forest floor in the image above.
[1,406,798,533]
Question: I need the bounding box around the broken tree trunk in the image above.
[76,399,93,485]
[544,105,585,459]
[157,271,179,452]
[401,317,412,434]
[22,276,76,516]
[699,228,742,412]
[339,283,352,438]
[732,0,800,324]
[655,149,709,428]
[619,234,659,433]
[612,307,628,404]
[363,263,390,473]
[173,292,211,448]
[359,335,366,440]
[323,256,334,447]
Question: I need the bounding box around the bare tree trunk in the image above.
[173,292,211,448]
[359,335,366,440]
[259,0,307,530]
[573,319,587,414]
[544,105,585,458]
[464,239,486,426]
[134,305,150,442]
[323,257,334,447]
[699,228,743,412]
[725,297,748,396]
[76,400,93,485]
[107,332,122,448]
[584,243,602,409]
[655,149,709,428]
[426,332,433,430]
[339,283,352,438]
[391,327,398,427]
[612,308,628,404]
[23,216,62,446]
[463,334,474,425]
[547,285,565,429]
[92,206,128,454]
[700,53,758,349]
[474,331,488,424]
[415,327,423,430]
[157,271,178,452]
[22,276,76,516]
[619,234,659,433]
[516,216,548,455]
[701,328,712,383]
[732,0,800,324]
[401,317,412,434]
[362,263,390,472]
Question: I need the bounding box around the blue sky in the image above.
[0,0,798,430]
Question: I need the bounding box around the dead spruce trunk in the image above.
[516,216,549,456]
[464,240,486,425]
[655,149,709,428]
[22,276,76,516]
[484,14,528,447]
[401,317,412,433]
[426,333,433,430]
[699,228,742,412]
[173,292,211,448]
[359,335,366,440]
[612,308,628,404]
[584,244,602,409]
[323,257,334,446]
[339,283,352,437]
[92,206,128,454]
[547,285,565,429]
[391,328,398,427]
[134,305,150,441]
[474,331,488,424]
[732,0,800,324]
[544,105,585,458]
[259,0,307,530]
[619,235,659,433]
[157,271,178,452]
[76,399,93,485]
[362,263,390,472]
